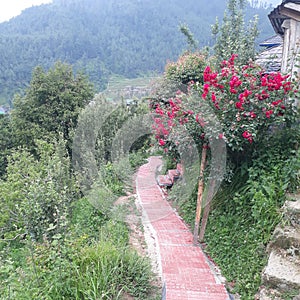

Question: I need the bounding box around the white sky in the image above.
[0,0,53,23]
[266,0,282,5]
[251,0,283,6]
[0,0,284,24]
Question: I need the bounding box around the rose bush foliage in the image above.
[151,54,299,154]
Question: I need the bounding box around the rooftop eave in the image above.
[268,1,300,35]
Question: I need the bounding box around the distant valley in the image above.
[0,0,274,105]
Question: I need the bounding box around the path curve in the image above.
[136,156,230,300]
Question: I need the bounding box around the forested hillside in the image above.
[0,0,273,104]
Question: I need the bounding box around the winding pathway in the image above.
[136,156,229,300]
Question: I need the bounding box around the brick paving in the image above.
[136,156,229,300]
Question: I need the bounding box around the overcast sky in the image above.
[266,0,282,5]
[0,0,283,24]
[0,0,53,23]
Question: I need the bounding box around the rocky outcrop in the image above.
[258,193,300,300]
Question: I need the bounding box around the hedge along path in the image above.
[135,156,229,300]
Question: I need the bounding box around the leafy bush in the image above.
[128,134,152,170]
[165,51,207,84]
[0,236,155,300]
[0,140,78,242]
[101,162,125,196]
[70,197,107,238]
[153,54,298,158]
[0,142,158,300]
[11,62,94,156]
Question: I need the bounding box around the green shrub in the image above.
[101,162,125,196]
[204,148,299,299]
[99,219,130,247]
[71,197,108,238]
[165,51,207,84]
[0,235,156,300]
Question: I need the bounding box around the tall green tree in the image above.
[212,0,259,64]
[11,62,95,154]
[0,140,78,242]
[0,116,15,177]
[179,24,198,52]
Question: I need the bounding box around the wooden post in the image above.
[193,144,207,245]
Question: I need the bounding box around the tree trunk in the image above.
[193,144,207,245]
[199,179,216,242]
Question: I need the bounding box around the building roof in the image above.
[257,34,283,73]
[259,35,283,47]
[269,0,300,35]
[256,44,283,73]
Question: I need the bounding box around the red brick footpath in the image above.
[136,156,230,300]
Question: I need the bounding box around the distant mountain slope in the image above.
[0,0,273,104]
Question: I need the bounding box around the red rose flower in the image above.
[265,110,273,118]
[159,139,166,146]
[242,130,253,143]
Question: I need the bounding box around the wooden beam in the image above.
[269,12,285,19]
[284,2,300,14]
[280,7,300,22]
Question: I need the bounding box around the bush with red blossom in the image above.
[193,54,298,151]
[152,54,298,155]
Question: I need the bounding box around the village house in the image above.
[256,0,300,108]
[268,0,300,80]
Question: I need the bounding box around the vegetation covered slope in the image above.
[0,62,158,299]
[0,0,273,104]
